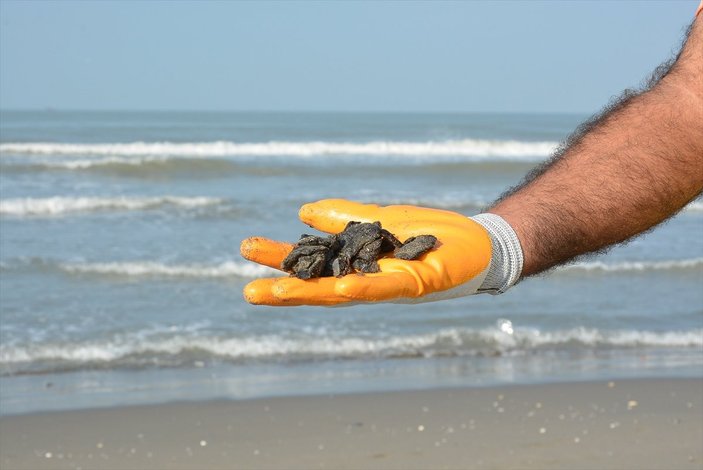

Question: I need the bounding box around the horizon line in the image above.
[0,108,590,116]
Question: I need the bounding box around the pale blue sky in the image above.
[0,1,698,113]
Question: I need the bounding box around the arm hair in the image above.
[489,19,703,276]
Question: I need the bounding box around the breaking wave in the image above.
[16,156,173,169]
[558,258,703,274]
[0,258,277,279]
[60,260,277,279]
[0,139,557,160]
[0,196,225,216]
[1,326,701,375]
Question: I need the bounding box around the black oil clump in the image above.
[393,235,438,260]
[281,221,437,279]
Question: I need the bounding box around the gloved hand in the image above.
[240,199,523,306]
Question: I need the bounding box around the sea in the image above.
[1,110,701,415]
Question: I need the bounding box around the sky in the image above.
[0,1,698,113]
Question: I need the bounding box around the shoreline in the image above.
[3,352,701,417]
[2,377,701,469]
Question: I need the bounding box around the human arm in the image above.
[490,16,703,276]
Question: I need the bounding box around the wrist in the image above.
[470,213,524,294]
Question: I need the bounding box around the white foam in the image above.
[685,201,703,212]
[503,327,703,348]
[1,327,701,368]
[559,258,703,273]
[60,260,278,279]
[0,139,558,160]
[0,196,223,216]
[48,156,171,169]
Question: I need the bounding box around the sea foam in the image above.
[558,258,703,273]
[0,196,224,216]
[0,139,558,159]
[1,326,701,375]
[60,260,278,279]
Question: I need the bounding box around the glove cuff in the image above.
[470,213,524,294]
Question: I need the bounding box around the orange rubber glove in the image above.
[241,199,522,306]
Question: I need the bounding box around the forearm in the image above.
[489,18,703,277]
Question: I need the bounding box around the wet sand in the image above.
[1,378,701,470]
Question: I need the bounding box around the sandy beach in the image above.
[1,378,701,470]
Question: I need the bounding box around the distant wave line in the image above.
[0,258,277,279]
[19,156,172,170]
[558,258,703,273]
[0,196,225,216]
[60,260,277,279]
[0,139,559,159]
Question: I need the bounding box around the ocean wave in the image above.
[0,258,277,279]
[558,258,703,273]
[1,326,701,375]
[30,156,173,170]
[60,260,278,279]
[0,196,225,216]
[0,139,558,160]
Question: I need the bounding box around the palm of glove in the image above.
[240,199,491,306]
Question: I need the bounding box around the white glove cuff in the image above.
[470,213,524,294]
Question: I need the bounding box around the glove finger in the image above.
[298,199,381,234]
[334,270,420,301]
[240,237,294,270]
[243,278,312,306]
[268,276,356,306]
[243,277,353,306]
